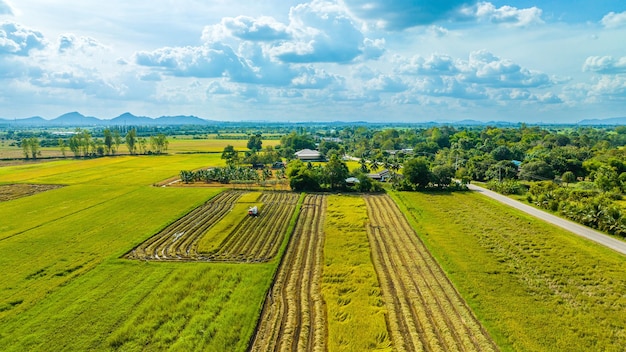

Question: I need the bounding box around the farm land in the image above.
[0,136,626,351]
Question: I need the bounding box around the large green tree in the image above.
[221,145,239,166]
[247,134,263,151]
[125,128,137,155]
[403,157,431,189]
[324,154,349,190]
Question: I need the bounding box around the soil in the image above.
[0,184,64,202]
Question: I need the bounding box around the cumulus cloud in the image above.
[587,75,626,98]
[0,0,13,16]
[272,1,364,63]
[471,2,543,27]
[291,66,344,89]
[58,34,107,54]
[583,56,626,74]
[463,50,551,88]
[203,15,290,42]
[0,22,45,56]
[364,74,407,93]
[601,11,626,28]
[398,51,552,88]
[134,43,257,81]
[344,0,470,30]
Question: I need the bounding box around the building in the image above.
[367,169,391,182]
[294,149,322,161]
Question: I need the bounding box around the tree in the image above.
[519,160,555,181]
[403,157,431,189]
[286,159,320,191]
[21,138,30,159]
[247,134,263,151]
[561,171,576,186]
[103,128,113,155]
[58,138,67,157]
[125,128,137,155]
[150,133,168,154]
[324,154,349,190]
[113,130,122,154]
[486,160,519,181]
[221,145,239,166]
[430,165,455,188]
[359,158,369,173]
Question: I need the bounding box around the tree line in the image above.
[20,128,168,159]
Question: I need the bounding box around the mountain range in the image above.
[0,112,213,127]
[1,112,625,127]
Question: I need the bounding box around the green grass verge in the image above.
[322,195,392,351]
[391,190,626,352]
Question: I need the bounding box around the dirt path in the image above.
[250,194,327,352]
[364,194,498,352]
[467,184,626,256]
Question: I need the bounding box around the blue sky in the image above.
[1,0,625,123]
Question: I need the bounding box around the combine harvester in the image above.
[248,205,258,216]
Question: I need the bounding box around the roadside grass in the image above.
[322,195,392,351]
[196,192,264,254]
[391,190,626,352]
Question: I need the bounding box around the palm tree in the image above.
[359,158,369,173]
[369,159,380,172]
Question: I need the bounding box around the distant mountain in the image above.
[0,116,48,126]
[578,117,626,125]
[0,112,214,127]
[109,112,155,126]
[51,112,101,126]
[155,115,211,125]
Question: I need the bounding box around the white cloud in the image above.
[397,51,552,88]
[202,15,290,43]
[291,66,344,89]
[583,56,626,74]
[0,21,45,56]
[587,75,626,99]
[472,2,543,27]
[272,1,364,63]
[134,43,256,81]
[601,11,626,28]
[0,0,13,16]
[58,34,107,54]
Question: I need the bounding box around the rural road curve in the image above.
[467,183,626,256]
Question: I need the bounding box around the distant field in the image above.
[392,191,626,351]
[0,137,279,160]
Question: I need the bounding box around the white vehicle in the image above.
[248,206,258,216]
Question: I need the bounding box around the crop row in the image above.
[363,194,498,352]
[201,192,299,262]
[125,190,244,261]
[250,194,327,351]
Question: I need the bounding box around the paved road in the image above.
[467,183,626,256]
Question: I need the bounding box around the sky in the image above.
[0,0,625,123]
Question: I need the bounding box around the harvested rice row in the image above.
[364,194,498,352]
[250,194,327,352]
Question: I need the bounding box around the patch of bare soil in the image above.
[0,184,65,202]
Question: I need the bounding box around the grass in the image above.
[391,190,626,352]
[0,153,277,351]
[322,195,392,351]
